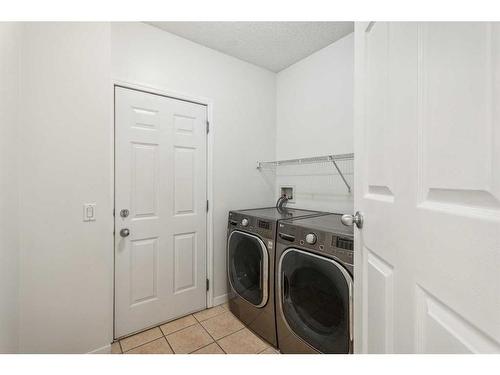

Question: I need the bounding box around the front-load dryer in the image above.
[275,213,354,353]
[227,207,326,347]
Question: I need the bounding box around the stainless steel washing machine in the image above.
[227,207,326,347]
[275,213,354,353]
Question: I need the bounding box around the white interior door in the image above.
[354,22,500,353]
[114,86,207,338]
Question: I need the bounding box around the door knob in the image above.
[341,211,363,229]
[120,228,130,238]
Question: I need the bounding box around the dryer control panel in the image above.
[277,222,354,268]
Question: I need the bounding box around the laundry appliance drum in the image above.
[278,248,352,353]
[227,230,269,308]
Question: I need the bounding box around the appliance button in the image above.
[241,218,249,227]
[305,233,317,245]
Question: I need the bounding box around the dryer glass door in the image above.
[228,231,269,307]
[279,248,352,353]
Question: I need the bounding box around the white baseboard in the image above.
[213,293,228,306]
[88,344,111,354]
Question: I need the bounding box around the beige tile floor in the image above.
[112,302,280,354]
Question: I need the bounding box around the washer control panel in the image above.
[305,233,317,245]
[228,211,275,240]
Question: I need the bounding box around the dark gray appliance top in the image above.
[231,207,326,221]
[281,213,353,236]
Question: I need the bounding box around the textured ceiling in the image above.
[147,22,354,72]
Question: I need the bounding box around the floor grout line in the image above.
[197,311,245,342]
[118,305,274,355]
[161,313,215,354]
[198,319,220,343]
[217,327,273,354]
[214,326,246,343]
[122,336,167,354]
[187,340,218,354]
[215,341,226,354]
[163,335,175,354]
[258,346,273,354]
[118,326,165,352]
[161,317,198,337]
[116,305,228,350]
[164,320,207,354]
[193,306,227,323]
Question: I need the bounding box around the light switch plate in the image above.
[83,203,96,222]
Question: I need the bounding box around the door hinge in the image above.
[206,121,209,134]
[206,279,210,291]
[206,200,209,212]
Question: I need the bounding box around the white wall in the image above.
[0,23,21,354]
[18,23,113,353]
[111,22,276,303]
[276,33,354,213]
[12,21,275,354]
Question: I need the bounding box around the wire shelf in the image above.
[257,153,354,193]
[257,153,353,169]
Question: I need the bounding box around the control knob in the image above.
[305,233,317,245]
[241,218,249,227]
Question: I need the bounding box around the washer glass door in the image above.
[279,248,352,353]
[228,230,269,307]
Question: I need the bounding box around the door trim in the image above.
[353,22,368,353]
[112,80,215,339]
[227,230,270,308]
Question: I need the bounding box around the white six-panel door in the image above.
[114,87,207,338]
[354,22,500,353]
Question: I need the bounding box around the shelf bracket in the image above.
[256,153,353,194]
[329,155,351,193]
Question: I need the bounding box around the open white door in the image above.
[353,22,500,353]
[114,86,208,338]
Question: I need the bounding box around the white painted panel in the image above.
[174,115,195,134]
[419,23,500,210]
[0,23,21,353]
[355,22,500,354]
[115,87,207,338]
[132,106,158,129]
[130,238,158,304]
[416,286,500,353]
[131,143,158,217]
[364,22,394,198]
[365,249,394,353]
[174,147,195,215]
[173,232,197,293]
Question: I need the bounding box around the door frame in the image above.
[111,80,215,338]
[353,22,368,354]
